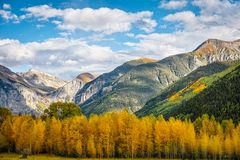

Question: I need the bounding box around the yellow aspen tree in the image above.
[184,122,197,158]
[0,116,14,152]
[114,111,130,157]
[65,117,82,155]
[97,114,114,158]
[232,127,240,157]
[168,118,180,158]
[138,117,148,157]
[120,113,140,158]
[224,135,233,158]
[87,115,98,158]
[199,133,209,158]
[45,117,62,154]
[32,119,45,154]
[154,115,170,158]
[145,116,155,158]
[208,135,222,159]
[73,116,88,157]
[76,140,83,156]
[87,135,96,158]
[15,116,34,154]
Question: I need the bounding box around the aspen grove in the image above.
[0,111,240,159]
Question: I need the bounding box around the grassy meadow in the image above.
[0,153,162,160]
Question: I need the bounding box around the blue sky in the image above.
[0,0,239,79]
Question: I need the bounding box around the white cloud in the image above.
[3,4,11,10]
[0,38,137,79]
[0,9,19,22]
[125,0,240,59]
[125,33,135,38]
[23,5,157,34]
[164,11,196,23]
[160,0,187,10]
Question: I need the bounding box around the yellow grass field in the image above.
[0,153,164,160]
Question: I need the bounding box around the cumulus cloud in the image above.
[126,0,240,59]
[0,38,137,79]
[0,9,19,22]
[23,5,157,34]
[160,0,187,10]
[3,4,11,10]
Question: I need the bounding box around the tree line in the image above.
[0,103,240,159]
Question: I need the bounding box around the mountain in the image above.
[0,65,48,114]
[136,61,239,118]
[77,73,96,83]
[0,66,95,114]
[49,73,95,103]
[170,63,240,122]
[75,39,240,116]
[0,39,239,116]
[74,58,158,106]
[19,69,67,92]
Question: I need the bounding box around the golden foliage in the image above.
[0,112,240,159]
[168,79,206,102]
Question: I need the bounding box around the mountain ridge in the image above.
[75,39,240,116]
[136,60,239,117]
[0,38,239,116]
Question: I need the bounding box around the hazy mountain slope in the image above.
[74,58,158,106]
[77,39,240,116]
[0,65,48,114]
[49,73,95,103]
[136,61,239,117]
[20,69,67,91]
[0,65,95,114]
[168,63,240,122]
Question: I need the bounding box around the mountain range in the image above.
[136,60,240,121]
[75,39,240,116]
[0,39,240,119]
[0,67,95,114]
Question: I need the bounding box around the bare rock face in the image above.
[0,65,44,114]
[194,39,240,63]
[0,66,94,114]
[49,78,86,103]
[19,69,67,92]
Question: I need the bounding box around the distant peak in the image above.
[137,57,158,63]
[127,57,158,65]
[28,68,42,73]
[198,38,238,48]
[193,38,240,57]
[77,72,95,83]
[24,68,57,78]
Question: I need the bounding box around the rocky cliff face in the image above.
[194,39,240,63]
[49,73,95,103]
[0,65,46,114]
[75,39,240,116]
[19,69,67,91]
[0,66,95,114]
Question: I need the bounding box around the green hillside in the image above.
[136,61,240,122]
[169,62,240,122]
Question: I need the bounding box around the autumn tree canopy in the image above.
[0,110,240,159]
